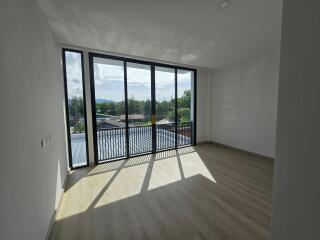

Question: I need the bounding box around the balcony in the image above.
[71,122,192,167]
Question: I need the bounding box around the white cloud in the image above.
[66,53,193,102]
[66,52,83,98]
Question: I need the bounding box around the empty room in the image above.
[1,0,320,239]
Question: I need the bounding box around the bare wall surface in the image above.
[196,68,211,143]
[209,54,280,158]
[272,1,320,239]
[0,0,68,239]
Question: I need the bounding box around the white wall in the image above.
[272,1,320,239]
[196,68,211,143]
[209,54,280,157]
[0,1,68,239]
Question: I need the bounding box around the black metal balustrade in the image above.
[97,127,127,160]
[96,122,192,162]
[156,122,175,150]
[177,122,193,146]
[128,125,153,156]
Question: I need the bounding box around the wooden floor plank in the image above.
[50,143,273,240]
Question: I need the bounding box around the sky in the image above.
[66,52,192,102]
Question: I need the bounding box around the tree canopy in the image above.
[69,89,192,127]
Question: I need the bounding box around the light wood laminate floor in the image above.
[50,143,273,240]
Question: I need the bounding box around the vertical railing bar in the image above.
[175,68,178,149]
[116,128,119,157]
[105,129,107,159]
[105,129,108,159]
[108,129,110,159]
[107,129,110,158]
[109,129,111,159]
[133,126,135,155]
[118,128,120,157]
[104,129,106,159]
[107,129,110,159]
[97,130,100,161]
[117,129,119,157]
[100,130,102,160]
[134,126,136,155]
[119,128,123,156]
[124,127,125,156]
[102,130,104,160]
[119,128,121,157]
[114,129,116,158]
[139,127,143,153]
[112,129,115,158]
[139,127,143,152]
[112,129,114,159]
[98,130,100,161]
[137,126,139,154]
[146,125,148,152]
[122,128,124,157]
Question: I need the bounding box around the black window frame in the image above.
[88,51,197,165]
[62,48,90,169]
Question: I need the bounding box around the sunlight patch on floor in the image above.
[56,148,216,220]
[94,163,149,208]
[56,169,117,220]
[148,156,181,190]
[180,151,216,183]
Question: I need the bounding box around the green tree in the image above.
[144,99,151,119]
[128,96,142,114]
[68,97,84,127]
[167,111,175,121]
[73,122,85,133]
[97,102,116,115]
[178,108,190,122]
[178,90,191,108]
[115,101,124,115]
[69,97,84,117]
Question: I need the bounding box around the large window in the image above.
[63,49,89,168]
[177,70,194,146]
[92,57,127,161]
[61,51,197,164]
[127,62,153,155]
[155,66,176,150]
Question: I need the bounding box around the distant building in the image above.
[96,113,113,120]
[156,119,172,125]
[97,119,125,129]
[119,114,144,122]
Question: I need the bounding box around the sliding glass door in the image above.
[91,56,127,161]
[155,66,176,150]
[177,69,194,146]
[127,62,153,156]
[89,53,196,163]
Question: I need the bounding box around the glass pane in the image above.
[155,66,175,150]
[65,51,88,167]
[127,62,152,155]
[93,57,126,161]
[177,69,193,146]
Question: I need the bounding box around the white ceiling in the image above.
[38,0,282,69]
